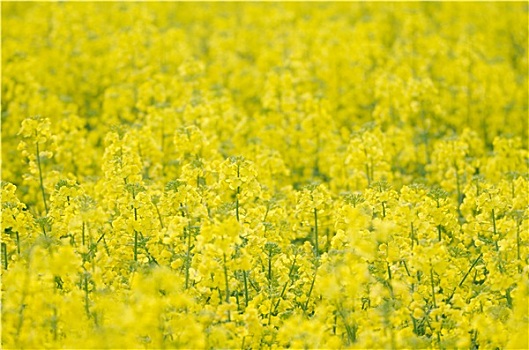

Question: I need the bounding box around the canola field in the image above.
[1,2,528,349]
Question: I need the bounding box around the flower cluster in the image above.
[2,2,528,349]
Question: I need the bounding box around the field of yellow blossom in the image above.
[1,2,528,349]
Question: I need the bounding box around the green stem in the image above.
[1,243,7,269]
[455,166,462,214]
[132,190,139,262]
[410,222,415,249]
[313,208,319,257]
[41,221,48,237]
[82,221,86,246]
[243,270,249,307]
[154,202,164,228]
[84,273,90,317]
[337,307,357,344]
[268,299,273,326]
[236,196,240,222]
[52,307,58,341]
[15,230,20,255]
[273,254,298,314]
[303,266,318,313]
[516,223,521,271]
[447,253,483,303]
[236,163,240,222]
[364,163,371,185]
[491,209,499,251]
[185,225,192,289]
[36,142,48,214]
[134,230,138,261]
[430,264,436,308]
[460,254,483,288]
[223,253,230,304]
[402,260,411,277]
[268,250,273,289]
